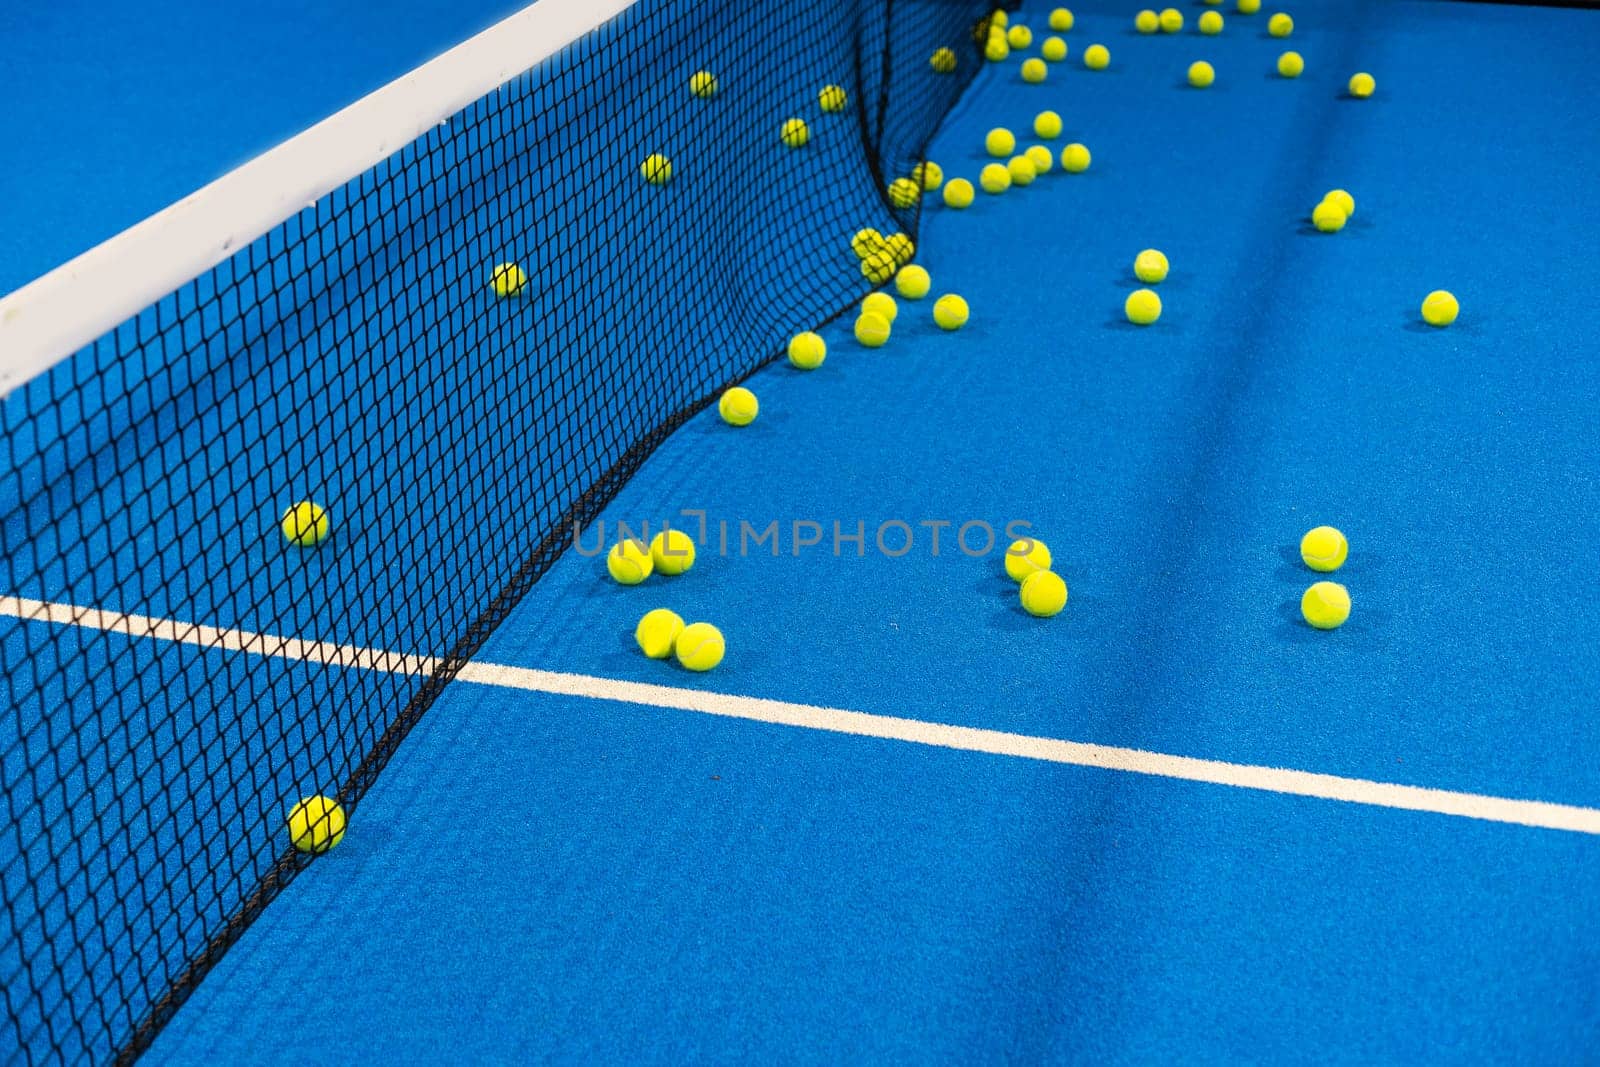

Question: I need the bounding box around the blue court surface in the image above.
[5,0,1600,1062]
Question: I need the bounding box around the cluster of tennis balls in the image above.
[979,7,1075,65]
[1005,537,1069,619]
[961,121,1089,202]
[1298,525,1352,630]
[608,533,724,671]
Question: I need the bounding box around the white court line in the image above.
[6,594,1600,836]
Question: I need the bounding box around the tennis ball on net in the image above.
[635,608,685,659]
[490,263,527,298]
[985,128,1016,158]
[781,118,810,148]
[651,529,696,576]
[1060,143,1091,173]
[608,539,654,584]
[851,228,885,259]
[1021,58,1048,83]
[1323,189,1356,217]
[1004,537,1052,582]
[1034,110,1063,139]
[788,331,828,368]
[884,232,915,265]
[855,311,892,348]
[1278,51,1304,78]
[1050,8,1074,31]
[1300,526,1349,572]
[943,178,975,208]
[1188,61,1215,88]
[1041,36,1067,61]
[1349,72,1376,98]
[1160,8,1184,32]
[1134,249,1169,284]
[287,795,346,853]
[675,622,725,671]
[1135,9,1159,33]
[931,47,957,73]
[1311,200,1347,232]
[913,161,944,191]
[896,264,932,299]
[933,294,970,330]
[980,163,1012,194]
[718,386,759,426]
[861,249,897,284]
[1421,290,1459,327]
[1025,145,1053,175]
[1019,571,1069,617]
[819,84,848,112]
[1199,10,1224,34]
[640,153,673,185]
[1268,12,1293,37]
[690,71,718,98]
[888,177,922,209]
[1007,155,1037,186]
[1301,581,1351,630]
[863,291,899,323]
[281,501,330,548]
[1125,288,1162,325]
[1084,44,1110,70]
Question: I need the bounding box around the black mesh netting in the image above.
[0,0,1004,1061]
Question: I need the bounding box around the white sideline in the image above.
[0,0,640,397]
[5,594,1599,837]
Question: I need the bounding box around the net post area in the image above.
[0,0,1003,1062]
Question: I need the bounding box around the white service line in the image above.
[7,594,1600,836]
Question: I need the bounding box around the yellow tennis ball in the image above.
[851,228,885,259]
[1199,10,1224,34]
[888,177,921,209]
[1034,110,1063,139]
[788,331,828,368]
[1238,0,1261,12]
[931,47,957,73]
[1021,57,1048,83]
[1125,288,1162,325]
[861,249,897,284]
[819,84,848,112]
[718,386,759,427]
[1041,36,1067,61]
[651,529,696,576]
[943,177,975,208]
[635,608,685,659]
[287,795,346,854]
[1084,44,1110,70]
[607,539,654,584]
[281,501,330,548]
[980,163,1012,193]
[1008,24,1033,48]
[1277,51,1304,78]
[1004,538,1052,582]
[781,118,810,147]
[1311,200,1347,233]
[896,264,932,299]
[675,622,725,671]
[991,9,1009,28]
[1007,155,1037,186]
[1300,526,1349,572]
[985,37,1010,62]
[1136,9,1159,33]
[913,161,944,191]
[1025,145,1054,174]
[855,311,892,348]
[1268,12,1293,36]
[1049,7,1074,31]
[690,71,718,98]
[1349,72,1376,98]
[1060,143,1091,173]
[490,262,527,298]
[1188,61,1215,88]
[985,127,1016,157]
[1323,189,1356,217]
[1301,581,1351,630]
[640,153,673,185]
[1159,8,1184,32]
[1134,249,1169,284]
[1019,571,1069,618]
[883,232,914,266]
[933,294,970,330]
[863,291,899,323]
[1421,290,1459,327]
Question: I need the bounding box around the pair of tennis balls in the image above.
[1299,526,1352,629]
[608,530,696,584]
[1006,538,1069,618]
[636,609,725,671]
[1124,248,1169,326]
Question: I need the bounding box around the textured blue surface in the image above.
[22,0,1600,1060]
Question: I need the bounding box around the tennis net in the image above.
[0,0,1000,1060]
